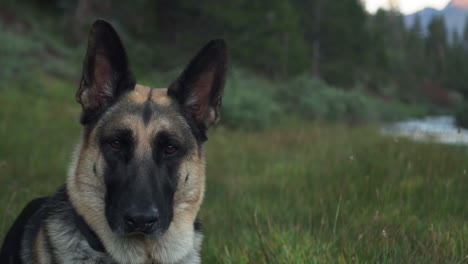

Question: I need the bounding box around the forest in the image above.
[1,0,468,128]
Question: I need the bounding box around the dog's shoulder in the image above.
[0,185,75,264]
[0,196,48,264]
[43,185,73,217]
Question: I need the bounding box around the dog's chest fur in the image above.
[21,187,202,264]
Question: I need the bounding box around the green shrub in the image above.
[221,70,282,129]
[455,102,468,128]
[278,74,412,124]
[0,22,80,90]
[0,26,42,89]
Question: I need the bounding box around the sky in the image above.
[364,0,451,14]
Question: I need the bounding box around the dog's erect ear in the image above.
[168,39,227,129]
[76,19,135,123]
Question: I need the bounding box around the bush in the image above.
[0,22,80,90]
[0,25,41,89]
[455,102,468,128]
[221,70,282,129]
[220,72,416,129]
[278,74,412,124]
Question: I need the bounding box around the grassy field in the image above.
[1,76,467,263]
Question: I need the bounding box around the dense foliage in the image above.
[1,0,467,127]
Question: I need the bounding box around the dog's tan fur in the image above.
[65,88,205,264]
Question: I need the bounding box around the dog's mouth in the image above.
[122,223,170,237]
[106,215,171,237]
[123,227,167,237]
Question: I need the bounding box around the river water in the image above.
[381,115,468,146]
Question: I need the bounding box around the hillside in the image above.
[405,0,468,35]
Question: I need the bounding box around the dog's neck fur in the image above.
[74,210,106,253]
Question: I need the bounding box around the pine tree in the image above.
[426,16,448,79]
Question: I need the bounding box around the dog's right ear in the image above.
[168,40,227,131]
[76,19,135,124]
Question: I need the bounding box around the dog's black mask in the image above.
[100,128,180,236]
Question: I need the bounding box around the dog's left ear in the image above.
[168,39,227,129]
[76,19,135,124]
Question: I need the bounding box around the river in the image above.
[381,115,468,146]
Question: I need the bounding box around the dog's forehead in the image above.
[131,85,172,105]
[95,85,192,140]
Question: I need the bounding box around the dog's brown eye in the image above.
[164,145,177,155]
[109,140,123,149]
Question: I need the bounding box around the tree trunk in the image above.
[312,0,323,77]
[73,0,91,41]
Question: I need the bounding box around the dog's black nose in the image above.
[124,206,160,233]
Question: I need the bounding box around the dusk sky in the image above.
[365,0,451,14]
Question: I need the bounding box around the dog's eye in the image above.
[164,145,177,155]
[109,140,123,150]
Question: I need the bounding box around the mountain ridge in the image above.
[405,0,468,36]
[449,0,468,9]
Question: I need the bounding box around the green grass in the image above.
[202,123,467,263]
[1,73,467,263]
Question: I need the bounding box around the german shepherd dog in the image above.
[0,20,227,264]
